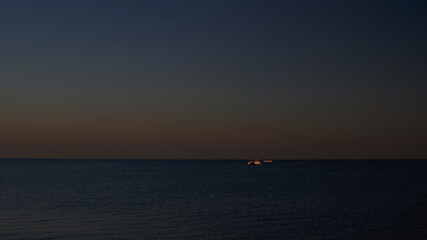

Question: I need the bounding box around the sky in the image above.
[1,0,426,159]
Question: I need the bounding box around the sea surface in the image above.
[0,159,426,240]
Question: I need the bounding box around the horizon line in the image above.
[1,158,426,161]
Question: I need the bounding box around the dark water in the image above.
[0,160,426,240]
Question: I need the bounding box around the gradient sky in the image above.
[1,0,426,159]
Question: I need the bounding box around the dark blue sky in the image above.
[1,0,426,159]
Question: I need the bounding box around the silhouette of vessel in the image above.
[248,159,262,165]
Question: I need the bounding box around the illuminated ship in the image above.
[248,159,262,165]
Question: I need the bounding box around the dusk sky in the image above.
[1,0,426,159]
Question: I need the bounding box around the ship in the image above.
[248,159,262,165]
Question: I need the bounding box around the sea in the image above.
[0,159,426,240]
